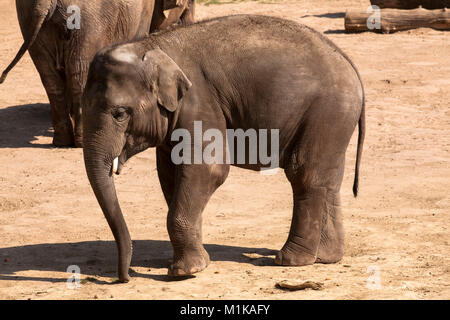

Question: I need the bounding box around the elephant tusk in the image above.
[113,157,119,174]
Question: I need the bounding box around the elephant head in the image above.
[82,44,191,282]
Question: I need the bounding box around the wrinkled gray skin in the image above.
[83,15,365,282]
[0,0,156,147]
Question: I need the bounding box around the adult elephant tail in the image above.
[0,0,56,84]
[353,82,366,198]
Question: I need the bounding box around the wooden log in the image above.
[345,7,450,33]
[370,0,450,9]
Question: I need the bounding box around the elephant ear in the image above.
[142,48,192,112]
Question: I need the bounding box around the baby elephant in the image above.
[83,15,365,282]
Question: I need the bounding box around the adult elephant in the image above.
[82,15,365,282]
[151,0,196,32]
[0,0,157,147]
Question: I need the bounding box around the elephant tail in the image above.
[353,84,365,198]
[0,0,55,84]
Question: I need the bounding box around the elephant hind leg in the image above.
[28,45,74,147]
[316,182,345,264]
[65,57,89,148]
[276,102,353,266]
[68,90,83,148]
[275,184,327,266]
[277,158,346,266]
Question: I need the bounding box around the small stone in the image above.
[243,253,265,260]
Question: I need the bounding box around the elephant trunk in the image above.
[83,141,132,283]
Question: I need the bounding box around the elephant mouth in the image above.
[110,140,151,175]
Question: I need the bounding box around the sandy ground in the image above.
[0,0,449,300]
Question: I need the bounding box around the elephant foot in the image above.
[119,273,131,283]
[168,247,210,277]
[316,244,344,264]
[274,240,317,266]
[316,200,345,264]
[53,131,74,147]
[316,229,345,264]
[74,135,83,148]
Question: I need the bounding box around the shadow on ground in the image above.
[323,29,348,34]
[299,12,348,35]
[0,240,278,283]
[301,12,345,19]
[0,103,53,148]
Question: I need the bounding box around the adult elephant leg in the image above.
[167,163,229,276]
[28,45,74,147]
[150,0,167,32]
[151,0,195,31]
[180,0,195,25]
[66,57,88,148]
[70,89,83,148]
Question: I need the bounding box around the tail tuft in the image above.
[352,178,358,197]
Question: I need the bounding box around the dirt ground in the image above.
[0,0,449,300]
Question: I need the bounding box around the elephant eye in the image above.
[112,107,129,122]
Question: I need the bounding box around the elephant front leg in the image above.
[165,164,229,276]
